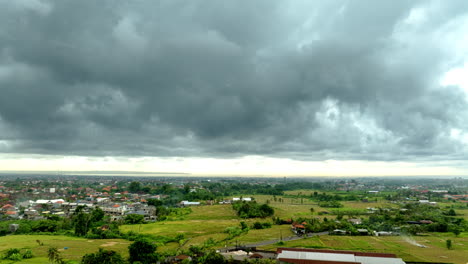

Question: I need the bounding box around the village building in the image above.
[276,248,406,264]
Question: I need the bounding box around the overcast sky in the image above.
[1,0,468,176]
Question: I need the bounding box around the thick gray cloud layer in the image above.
[1,0,468,161]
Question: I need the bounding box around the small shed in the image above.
[9,224,19,233]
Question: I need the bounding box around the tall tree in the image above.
[128,239,159,264]
[74,212,90,236]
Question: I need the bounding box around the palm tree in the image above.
[47,247,63,264]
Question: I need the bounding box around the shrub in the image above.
[8,253,22,261]
[22,249,33,259]
[124,214,145,224]
[252,222,272,229]
[232,202,274,218]
[82,248,126,264]
[318,201,343,208]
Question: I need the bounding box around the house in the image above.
[332,229,347,235]
[180,201,200,206]
[232,197,252,202]
[220,250,277,262]
[5,210,18,219]
[276,248,406,264]
[348,218,362,225]
[374,231,395,236]
[357,229,369,235]
[291,222,306,234]
[23,209,40,220]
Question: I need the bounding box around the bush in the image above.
[224,226,244,238]
[22,249,33,259]
[8,253,22,261]
[252,222,272,229]
[82,248,126,264]
[2,248,32,261]
[232,202,274,218]
[318,201,343,208]
[124,214,145,224]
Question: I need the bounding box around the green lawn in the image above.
[0,235,131,263]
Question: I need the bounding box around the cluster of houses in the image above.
[1,198,157,222]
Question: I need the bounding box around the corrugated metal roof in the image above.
[278,251,356,262]
[355,256,406,264]
[278,249,406,264]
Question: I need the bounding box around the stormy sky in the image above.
[1,0,468,175]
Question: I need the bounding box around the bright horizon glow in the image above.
[0,154,466,177]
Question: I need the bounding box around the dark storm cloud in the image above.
[1,0,468,161]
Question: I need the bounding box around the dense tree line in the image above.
[232,201,274,218]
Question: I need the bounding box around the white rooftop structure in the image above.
[180,201,200,206]
[356,256,406,264]
[232,197,252,201]
[32,199,65,204]
[278,251,355,262]
[277,249,405,264]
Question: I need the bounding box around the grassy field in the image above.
[259,233,468,264]
[121,204,295,251]
[140,197,468,263]
[0,235,131,263]
[250,194,395,219]
[121,205,240,238]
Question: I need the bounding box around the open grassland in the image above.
[0,235,130,263]
[283,189,397,198]
[121,204,240,239]
[259,233,468,264]
[251,194,395,219]
[122,204,296,250]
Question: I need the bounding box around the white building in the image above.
[277,248,405,264]
[180,201,200,206]
[232,197,252,202]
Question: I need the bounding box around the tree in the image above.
[450,226,462,237]
[128,239,159,264]
[47,247,63,264]
[81,248,126,264]
[124,214,145,224]
[128,182,141,193]
[200,250,226,264]
[90,207,105,222]
[147,198,163,207]
[446,239,452,250]
[74,212,90,236]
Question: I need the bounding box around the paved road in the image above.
[218,231,329,252]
